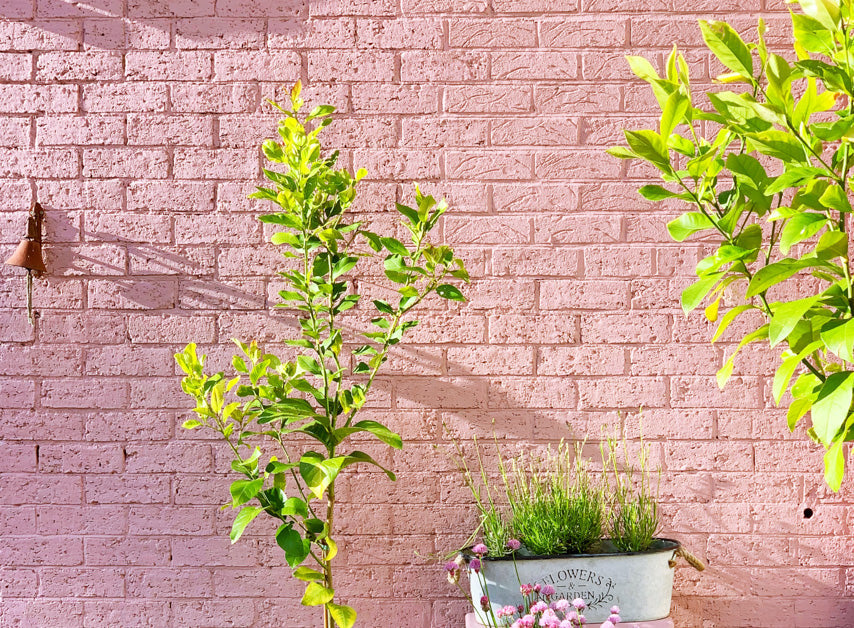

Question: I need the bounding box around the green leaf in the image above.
[824,438,847,492]
[307,104,335,119]
[811,372,854,446]
[821,319,854,362]
[747,130,808,163]
[230,478,264,508]
[815,230,848,259]
[181,419,203,429]
[230,506,262,543]
[660,89,689,138]
[380,237,409,257]
[773,340,824,405]
[681,273,723,314]
[293,566,325,582]
[607,146,637,159]
[765,166,827,195]
[276,524,311,568]
[436,284,466,301]
[769,296,820,348]
[302,582,334,606]
[667,212,714,242]
[328,603,357,628]
[819,184,852,213]
[638,184,679,201]
[792,12,835,54]
[800,0,841,30]
[699,20,753,78]
[711,304,754,343]
[717,324,768,389]
[334,420,403,449]
[281,496,309,518]
[746,259,817,298]
[779,213,828,254]
[623,129,670,171]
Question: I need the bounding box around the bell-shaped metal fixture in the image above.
[5,201,46,325]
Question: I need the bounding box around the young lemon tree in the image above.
[176,82,468,627]
[610,0,854,490]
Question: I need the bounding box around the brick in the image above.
[0,378,35,408]
[492,117,579,146]
[308,50,395,81]
[357,18,442,49]
[83,83,169,113]
[213,51,300,81]
[171,82,258,113]
[88,279,177,310]
[269,18,356,49]
[0,537,83,566]
[36,505,126,535]
[402,51,488,82]
[85,475,171,505]
[538,346,625,375]
[578,376,667,409]
[354,148,440,180]
[445,85,532,113]
[39,313,126,344]
[36,115,125,146]
[447,345,533,375]
[176,18,266,49]
[0,148,77,178]
[128,507,214,535]
[446,150,533,180]
[174,148,258,179]
[37,180,124,211]
[352,84,438,113]
[0,20,80,50]
[492,52,578,80]
[449,18,536,47]
[36,52,122,81]
[311,0,397,16]
[127,180,215,212]
[40,444,124,473]
[0,53,32,81]
[82,149,169,179]
[126,568,214,597]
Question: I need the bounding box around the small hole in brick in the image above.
[803,507,814,519]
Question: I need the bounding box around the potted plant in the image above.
[608,0,854,490]
[443,437,703,625]
[175,82,468,628]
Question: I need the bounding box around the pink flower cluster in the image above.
[502,585,620,628]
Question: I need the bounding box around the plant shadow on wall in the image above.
[14,1,348,52]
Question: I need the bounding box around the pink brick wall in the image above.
[0,1,851,627]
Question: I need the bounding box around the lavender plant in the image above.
[176,82,468,628]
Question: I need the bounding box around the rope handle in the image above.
[669,546,706,572]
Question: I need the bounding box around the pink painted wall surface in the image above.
[0,0,851,626]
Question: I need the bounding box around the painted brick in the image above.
[269,18,356,49]
[36,52,123,81]
[213,51,300,81]
[0,3,845,623]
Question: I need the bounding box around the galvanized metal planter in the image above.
[468,539,680,624]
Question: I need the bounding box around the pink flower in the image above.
[480,596,490,611]
[469,558,481,573]
[553,599,569,612]
[534,583,542,593]
[608,614,621,624]
[566,611,577,622]
[520,584,534,596]
[530,601,548,614]
[498,605,518,618]
[599,622,615,628]
[520,616,535,628]
[473,543,488,556]
[559,622,573,628]
[507,538,522,551]
[571,598,586,610]
[610,606,620,615]
[541,584,556,597]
